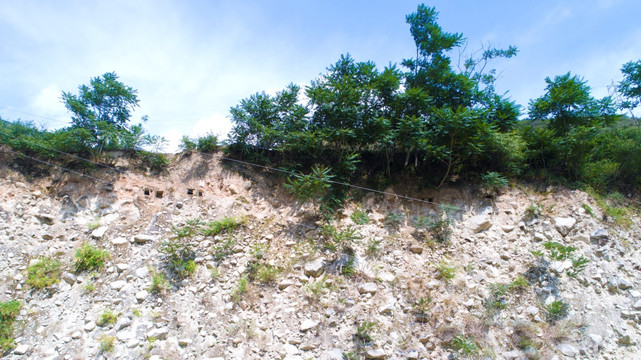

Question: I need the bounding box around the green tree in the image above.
[528,72,616,135]
[617,60,641,122]
[61,72,141,153]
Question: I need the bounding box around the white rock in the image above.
[13,344,29,355]
[470,215,492,233]
[136,290,149,302]
[91,226,108,239]
[179,338,193,347]
[554,217,576,236]
[364,348,386,359]
[133,234,155,244]
[147,327,169,340]
[321,349,344,360]
[110,280,127,290]
[409,241,423,254]
[135,267,149,278]
[378,303,393,315]
[557,343,578,356]
[304,259,324,277]
[501,225,515,233]
[300,319,319,332]
[84,321,96,332]
[278,280,294,290]
[525,306,539,316]
[62,272,77,285]
[111,237,128,246]
[358,282,378,295]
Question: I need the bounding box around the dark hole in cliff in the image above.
[156,190,164,199]
[187,189,194,195]
[143,189,150,196]
[428,197,434,203]
[198,190,203,197]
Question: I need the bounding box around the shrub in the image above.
[96,309,119,327]
[26,257,62,289]
[99,335,116,353]
[0,300,21,353]
[450,334,479,355]
[148,269,170,294]
[384,212,404,229]
[159,240,196,278]
[212,236,236,261]
[171,218,204,239]
[204,216,245,237]
[436,259,457,282]
[350,208,370,225]
[545,299,569,323]
[255,264,280,284]
[139,151,169,173]
[196,133,219,153]
[354,321,376,344]
[74,243,109,272]
[179,135,197,152]
[230,275,248,303]
[481,171,508,194]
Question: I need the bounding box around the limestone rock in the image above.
[409,241,423,254]
[279,279,294,290]
[136,290,149,302]
[133,234,155,244]
[110,280,127,290]
[62,272,77,285]
[300,319,319,332]
[470,215,492,233]
[364,349,386,359]
[304,259,324,278]
[147,327,169,340]
[590,229,609,245]
[358,282,378,295]
[557,343,578,356]
[36,213,55,225]
[554,217,576,236]
[91,226,108,239]
[13,344,29,355]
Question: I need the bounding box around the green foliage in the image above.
[529,72,616,135]
[413,297,431,322]
[197,133,219,153]
[582,203,594,217]
[254,264,280,284]
[212,236,236,261]
[350,208,370,225]
[384,212,404,228]
[481,171,508,194]
[427,218,452,244]
[354,321,376,344]
[568,256,590,278]
[285,164,334,210]
[172,218,204,239]
[159,240,196,278]
[436,259,457,282]
[230,275,248,303]
[365,238,382,257]
[61,72,141,153]
[542,241,576,261]
[341,255,357,277]
[544,299,569,323]
[450,335,479,355]
[74,243,109,272]
[179,135,197,152]
[204,216,245,237]
[139,151,169,173]
[26,257,61,289]
[0,300,21,353]
[99,335,116,353]
[617,60,641,120]
[148,268,170,294]
[96,309,119,327]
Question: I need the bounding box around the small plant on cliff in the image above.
[96,309,119,327]
[148,268,170,294]
[545,299,569,323]
[0,300,21,353]
[354,321,376,345]
[26,256,61,289]
[350,207,370,225]
[436,258,457,282]
[204,216,246,237]
[99,335,116,353]
[481,171,508,195]
[159,240,196,279]
[74,243,110,272]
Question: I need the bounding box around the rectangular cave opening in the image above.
[187,188,194,195]
[155,190,164,199]
[143,189,150,196]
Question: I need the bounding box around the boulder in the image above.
[304,259,324,278]
[470,215,492,233]
[554,217,576,236]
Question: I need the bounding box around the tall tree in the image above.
[617,60,641,122]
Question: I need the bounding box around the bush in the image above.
[159,240,196,278]
[148,269,170,294]
[99,335,116,353]
[179,135,197,152]
[0,300,21,353]
[96,309,119,327]
[204,216,245,237]
[74,243,110,272]
[26,257,61,289]
[139,151,169,173]
[481,171,508,194]
[196,133,219,153]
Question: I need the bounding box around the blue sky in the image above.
[1,0,640,152]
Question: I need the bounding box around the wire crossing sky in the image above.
[1,0,640,152]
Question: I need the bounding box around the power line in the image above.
[0,106,70,126]
[0,127,125,174]
[1,147,113,185]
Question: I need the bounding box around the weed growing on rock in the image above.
[99,335,116,353]
[255,264,280,284]
[342,351,359,360]
[171,218,204,239]
[481,171,508,195]
[132,308,142,317]
[545,299,569,323]
[148,268,170,294]
[524,203,542,220]
[96,309,119,327]
[209,266,220,281]
[365,238,381,257]
[384,212,404,229]
[204,216,246,236]
[88,218,101,231]
[582,203,594,217]
[230,275,248,303]
[159,240,196,279]
[350,208,370,225]
[354,321,376,345]
[74,243,110,272]
[26,256,61,289]
[413,297,432,322]
[436,259,457,283]
[542,241,576,261]
[0,300,21,353]
[568,256,589,278]
[304,275,333,301]
[449,334,479,355]
[212,236,236,261]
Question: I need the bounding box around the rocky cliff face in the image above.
[1,152,640,360]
